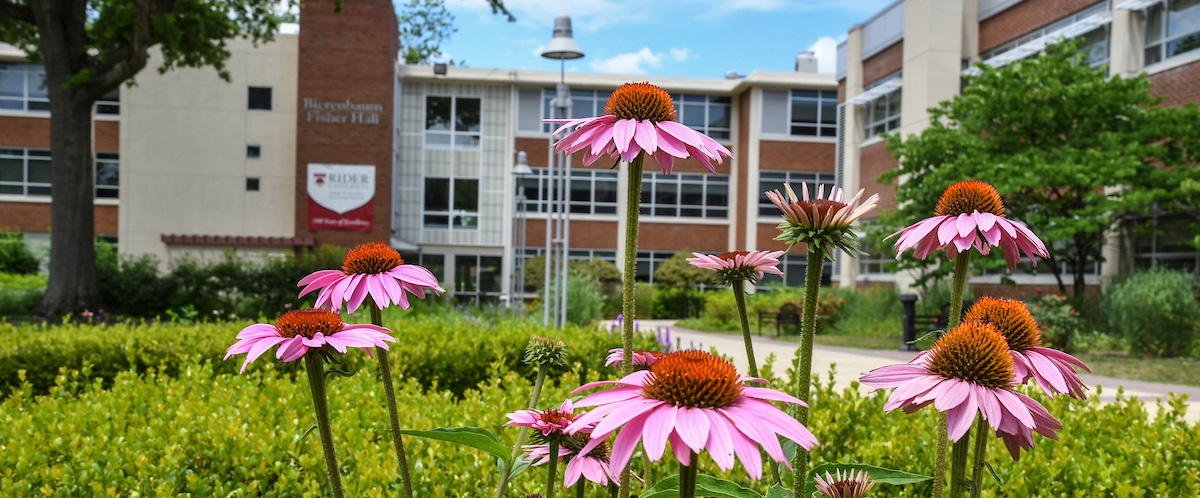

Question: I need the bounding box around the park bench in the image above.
[899,294,973,351]
[757,302,801,336]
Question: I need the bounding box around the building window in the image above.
[454,254,503,304]
[96,88,120,115]
[640,172,729,218]
[248,86,272,110]
[424,177,479,229]
[245,177,260,192]
[425,96,481,148]
[419,254,446,283]
[759,254,833,288]
[542,88,611,133]
[1145,0,1200,66]
[0,148,118,198]
[0,63,49,112]
[863,76,901,138]
[789,90,837,137]
[246,145,261,159]
[758,171,836,217]
[516,168,618,215]
[673,93,732,140]
[1135,213,1199,278]
[95,152,119,198]
[978,2,1110,67]
[636,251,674,283]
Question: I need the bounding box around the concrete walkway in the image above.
[634,320,1200,425]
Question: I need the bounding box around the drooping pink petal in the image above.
[612,119,636,154]
[673,407,711,454]
[241,336,286,373]
[640,404,678,460]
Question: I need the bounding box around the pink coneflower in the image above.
[567,350,818,480]
[860,322,1061,457]
[548,82,732,173]
[814,468,876,498]
[605,347,665,370]
[224,309,394,372]
[888,181,1049,269]
[522,432,622,487]
[766,182,878,253]
[964,297,1090,398]
[686,250,785,286]
[297,241,444,313]
[506,399,579,437]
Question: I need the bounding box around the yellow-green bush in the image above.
[2,353,1197,497]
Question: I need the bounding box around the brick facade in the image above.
[523,219,618,249]
[1150,61,1200,107]
[978,0,1101,52]
[860,140,899,214]
[758,141,835,172]
[0,202,117,236]
[638,222,727,253]
[293,0,398,248]
[0,117,117,151]
[863,41,904,86]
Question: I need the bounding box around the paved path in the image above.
[633,320,1200,425]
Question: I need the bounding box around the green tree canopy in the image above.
[653,251,716,288]
[881,40,1200,297]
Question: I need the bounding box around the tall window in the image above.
[425,96,481,148]
[978,3,1110,67]
[0,148,118,198]
[673,94,731,140]
[454,254,503,304]
[424,177,479,229]
[790,90,837,137]
[542,88,611,132]
[640,172,728,218]
[517,168,618,215]
[863,75,901,138]
[636,251,674,283]
[1145,0,1200,66]
[758,171,836,217]
[0,63,49,112]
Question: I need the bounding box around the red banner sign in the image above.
[306,164,375,232]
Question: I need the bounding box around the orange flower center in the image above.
[934,180,1005,217]
[927,322,1015,390]
[565,432,612,459]
[964,297,1042,351]
[795,199,848,220]
[275,309,345,338]
[538,408,577,428]
[715,251,749,261]
[342,241,402,275]
[642,351,742,409]
[605,83,677,123]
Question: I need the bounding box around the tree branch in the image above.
[84,0,156,101]
[0,0,34,23]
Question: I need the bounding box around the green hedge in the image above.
[0,315,659,398]
[0,272,45,316]
[1,355,1197,496]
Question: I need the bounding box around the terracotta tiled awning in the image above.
[161,234,317,247]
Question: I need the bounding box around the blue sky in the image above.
[436,0,896,78]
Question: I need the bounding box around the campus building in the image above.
[2,0,1195,304]
[835,0,1200,291]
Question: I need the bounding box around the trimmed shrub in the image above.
[1104,267,1200,357]
[0,272,46,316]
[0,232,39,275]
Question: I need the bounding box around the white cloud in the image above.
[668,48,693,62]
[590,48,662,74]
[806,36,839,74]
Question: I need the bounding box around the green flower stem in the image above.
[790,249,824,498]
[933,252,973,498]
[679,456,698,498]
[577,481,586,498]
[370,304,414,498]
[546,438,561,498]
[495,364,548,498]
[618,153,645,498]
[734,280,782,485]
[948,434,972,498]
[970,419,990,495]
[304,353,346,498]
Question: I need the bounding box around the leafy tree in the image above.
[881,40,1200,298]
[398,0,455,65]
[0,0,292,317]
[652,251,716,288]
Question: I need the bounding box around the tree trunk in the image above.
[30,0,105,317]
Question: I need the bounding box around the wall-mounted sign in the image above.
[302,98,383,125]
[307,164,375,232]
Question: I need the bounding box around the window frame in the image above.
[788,90,838,138]
[635,251,674,284]
[0,63,49,113]
[757,254,833,288]
[423,176,480,230]
[95,152,119,199]
[542,88,611,133]
[639,172,729,219]
[977,2,1111,68]
[671,93,732,141]
[453,254,504,305]
[425,95,482,149]
[862,75,902,139]
[517,167,619,216]
[247,86,273,111]
[757,170,837,217]
[0,147,118,199]
[1144,0,1200,67]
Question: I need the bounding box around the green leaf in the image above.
[640,474,765,498]
[807,463,931,489]
[765,484,792,498]
[508,455,533,479]
[401,427,511,464]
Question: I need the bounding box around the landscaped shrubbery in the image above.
[1,353,1196,496]
[0,232,40,275]
[1103,267,1200,357]
[0,315,659,398]
[0,272,45,316]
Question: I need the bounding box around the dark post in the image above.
[900,294,919,351]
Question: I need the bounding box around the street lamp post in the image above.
[511,151,532,317]
[540,14,584,328]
